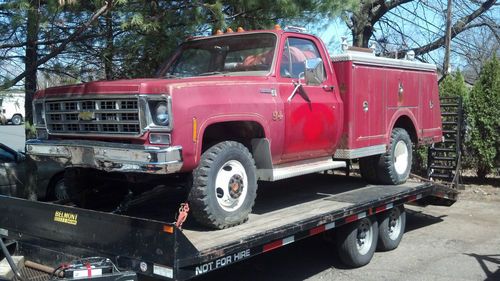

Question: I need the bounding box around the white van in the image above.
[0,92,25,125]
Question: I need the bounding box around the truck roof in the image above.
[332,50,437,72]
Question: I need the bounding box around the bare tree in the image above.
[343,0,498,61]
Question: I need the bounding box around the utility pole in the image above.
[443,0,453,76]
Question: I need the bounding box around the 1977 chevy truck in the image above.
[26,26,442,229]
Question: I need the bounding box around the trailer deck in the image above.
[0,174,457,281]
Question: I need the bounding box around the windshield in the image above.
[160,33,277,78]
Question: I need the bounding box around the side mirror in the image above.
[304,58,325,86]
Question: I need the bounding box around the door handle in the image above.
[322,85,335,92]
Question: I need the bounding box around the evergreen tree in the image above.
[467,56,500,178]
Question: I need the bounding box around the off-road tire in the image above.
[376,128,412,185]
[11,114,22,125]
[336,216,379,268]
[359,156,379,184]
[377,206,406,251]
[188,141,258,229]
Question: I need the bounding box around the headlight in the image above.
[154,102,169,126]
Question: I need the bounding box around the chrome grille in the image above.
[45,98,141,135]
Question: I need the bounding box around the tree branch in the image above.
[0,1,112,90]
[412,0,497,56]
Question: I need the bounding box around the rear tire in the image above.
[188,141,258,229]
[336,216,378,267]
[11,114,22,125]
[376,128,412,185]
[377,206,406,251]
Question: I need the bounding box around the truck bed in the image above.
[183,175,422,251]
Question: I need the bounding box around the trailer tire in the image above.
[11,114,22,125]
[189,141,257,229]
[336,216,378,268]
[359,156,379,184]
[376,128,412,185]
[377,206,406,251]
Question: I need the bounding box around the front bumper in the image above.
[25,139,183,174]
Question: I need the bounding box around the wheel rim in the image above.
[394,140,409,175]
[215,160,248,212]
[387,208,402,240]
[12,116,21,125]
[356,219,373,255]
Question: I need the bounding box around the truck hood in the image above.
[35,76,271,99]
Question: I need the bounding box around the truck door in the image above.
[278,36,341,161]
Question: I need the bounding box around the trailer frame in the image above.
[0,176,457,281]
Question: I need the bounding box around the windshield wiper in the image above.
[198,71,226,76]
[163,73,178,78]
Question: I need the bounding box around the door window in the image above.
[280,37,323,79]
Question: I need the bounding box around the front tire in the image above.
[188,141,258,229]
[377,206,406,251]
[376,128,412,185]
[336,216,379,267]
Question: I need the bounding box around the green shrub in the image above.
[466,56,500,178]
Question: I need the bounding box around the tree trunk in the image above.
[352,26,373,48]
[24,0,40,201]
[104,11,114,80]
[24,0,40,129]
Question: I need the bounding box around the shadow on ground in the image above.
[465,253,500,281]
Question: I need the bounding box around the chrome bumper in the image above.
[25,139,183,174]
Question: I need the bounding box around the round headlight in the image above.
[155,102,169,126]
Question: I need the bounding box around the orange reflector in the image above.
[215,29,223,35]
[274,24,281,30]
[163,225,174,234]
[227,27,234,33]
[237,27,244,32]
[192,117,198,143]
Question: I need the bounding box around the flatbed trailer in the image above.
[0,175,457,281]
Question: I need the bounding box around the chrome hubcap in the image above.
[394,140,409,175]
[215,160,248,212]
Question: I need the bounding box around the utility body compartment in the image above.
[331,51,442,159]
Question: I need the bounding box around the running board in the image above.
[257,157,347,181]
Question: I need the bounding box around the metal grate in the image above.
[44,98,141,136]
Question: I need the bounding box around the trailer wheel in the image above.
[11,114,22,125]
[377,206,406,251]
[189,141,257,229]
[336,216,378,267]
[376,128,412,185]
[359,156,379,184]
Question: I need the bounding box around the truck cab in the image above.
[26,27,442,229]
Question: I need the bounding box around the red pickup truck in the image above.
[26,27,442,229]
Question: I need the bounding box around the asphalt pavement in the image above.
[0,125,25,151]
